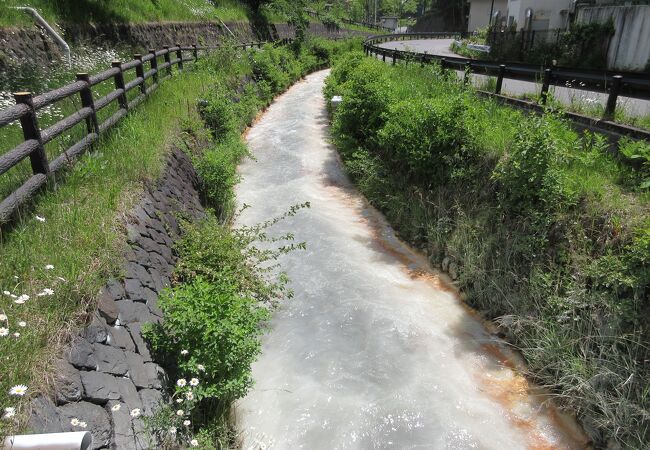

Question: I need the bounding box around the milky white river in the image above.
[235,70,588,449]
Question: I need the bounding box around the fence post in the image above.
[421,51,427,67]
[495,64,506,94]
[111,61,128,111]
[149,49,159,84]
[392,51,396,65]
[382,50,386,63]
[192,44,198,61]
[163,46,172,77]
[604,75,623,121]
[13,92,49,177]
[75,73,99,135]
[540,68,552,105]
[134,54,146,95]
[176,44,184,70]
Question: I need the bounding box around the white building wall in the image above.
[468,0,507,31]
[577,5,650,71]
[507,0,571,30]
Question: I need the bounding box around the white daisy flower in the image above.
[45,265,54,270]
[176,398,183,403]
[189,378,199,387]
[169,426,177,434]
[177,378,187,387]
[57,277,66,282]
[197,364,205,372]
[18,321,26,327]
[14,295,29,304]
[183,419,191,426]
[0,328,8,337]
[37,289,54,297]
[9,385,28,396]
[0,314,8,321]
[70,418,80,426]
[130,408,141,418]
[180,349,189,356]
[3,407,16,419]
[35,216,46,222]
[13,332,20,338]
[2,291,10,297]
[190,439,199,447]
[78,421,87,428]
[111,404,121,412]
[176,409,184,416]
[185,391,194,401]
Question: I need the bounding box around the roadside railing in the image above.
[0,39,288,223]
[363,33,650,141]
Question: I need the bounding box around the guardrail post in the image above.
[540,68,552,105]
[604,75,623,121]
[193,44,198,61]
[440,58,447,74]
[382,50,386,63]
[149,49,158,84]
[176,44,184,70]
[421,51,426,67]
[111,61,128,111]
[75,73,99,135]
[392,51,397,65]
[13,92,49,177]
[495,64,506,94]
[163,46,172,76]
[134,54,146,95]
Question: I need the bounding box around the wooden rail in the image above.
[364,33,650,142]
[0,39,287,223]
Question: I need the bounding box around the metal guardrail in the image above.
[363,33,650,141]
[0,39,290,223]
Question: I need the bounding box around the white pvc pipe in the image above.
[12,6,71,67]
[3,431,92,450]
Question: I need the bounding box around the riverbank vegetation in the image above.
[0,34,360,441]
[324,53,649,449]
[139,38,360,447]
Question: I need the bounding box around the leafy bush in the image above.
[194,136,248,218]
[619,137,650,189]
[377,95,474,183]
[332,58,393,144]
[492,114,574,215]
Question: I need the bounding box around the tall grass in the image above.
[0,0,249,27]
[325,54,649,449]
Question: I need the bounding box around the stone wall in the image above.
[0,20,370,69]
[29,148,205,449]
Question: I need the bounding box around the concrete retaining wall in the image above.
[577,5,650,71]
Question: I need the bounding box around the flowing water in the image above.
[235,70,589,450]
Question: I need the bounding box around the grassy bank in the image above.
[0,58,216,434]
[324,53,649,448]
[0,0,250,27]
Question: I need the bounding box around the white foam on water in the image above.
[235,70,588,450]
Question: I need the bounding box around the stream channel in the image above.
[234,69,590,450]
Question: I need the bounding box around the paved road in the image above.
[235,70,588,449]
[378,39,650,118]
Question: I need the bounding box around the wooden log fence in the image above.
[0,39,286,223]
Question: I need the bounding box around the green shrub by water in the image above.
[326,53,649,449]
